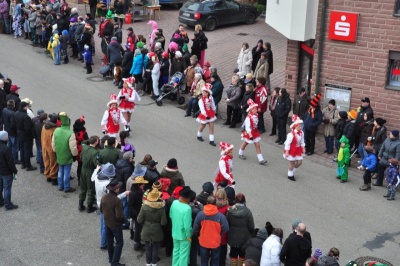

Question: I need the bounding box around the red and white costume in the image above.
[101,94,127,138]
[241,114,261,144]
[118,77,141,113]
[283,115,305,161]
[214,142,235,188]
[196,84,216,124]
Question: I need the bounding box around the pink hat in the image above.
[219,142,234,155]
[107,94,118,107]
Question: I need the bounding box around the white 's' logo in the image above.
[334,15,350,36]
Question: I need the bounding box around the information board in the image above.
[323,84,352,112]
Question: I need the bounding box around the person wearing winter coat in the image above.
[107,36,124,67]
[303,94,323,156]
[371,118,387,156]
[195,24,208,68]
[130,49,144,88]
[41,114,59,185]
[316,247,340,266]
[260,228,283,266]
[237,43,253,77]
[150,53,161,98]
[254,52,269,81]
[115,150,134,225]
[52,112,78,192]
[240,84,255,121]
[322,99,339,154]
[359,145,377,191]
[143,159,160,190]
[342,109,357,149]
[373,130,400,186]
[254,77,268,134]
[193,195,229,266]
[160,51,170,87]
[242,227,268,265]
[274,88,291,145]
[215,189,229,266]
[251,39,265,72]
[357,112,374,160]
[334,111,348,153]
[121,44,133,79]
[196,181,214,205]
[170,51,187,77]
[263,42,274,90]
[137,188,167,265]
[59,29,69,64]
[52,33,61,65]
[384,158,399,200]
[184,55,201,93]
[268,87,279,136]
[129,176,149,251]
[210,73,224,107]
[226,193,255,266]
[14,102,35,171]
[23,5,37,43]
[160,158,185,195]
[189,190,203,266]
[185,73,205,117]
[279,223,311,265]
[292,87,309,120]
[223,75,242,128]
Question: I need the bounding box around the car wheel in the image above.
[354,256,393,266]
[205,19,217,31]
[245,13,256,24]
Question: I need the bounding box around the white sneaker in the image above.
[259,159,268,165]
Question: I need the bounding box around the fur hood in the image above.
[143,200,165,209]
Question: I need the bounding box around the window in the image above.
[394,0,400,16]
[225,0,239,9]
[213,1,225,10]
[387,51,400,90]
[203,3,215,11]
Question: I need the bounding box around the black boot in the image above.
[24,33,29,39]
[86,203,97,213]
[29,32,32,41]
[78,200,86,211]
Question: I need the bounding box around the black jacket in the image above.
[275,93,291,119]
[121,50,133,78]
[241,91,255,115]
[198,30,208,50]
[196,191,212,206]
[280,234,312,266]
[5,92,21,111]
[144,167,160,190]
[33,121,44,146]
[115,159,134,193]
[264,49,273,74]
[107,40,124,65]
[0,140,18,176]
[335,118,346,140]
[1,107,16,136]
[343,120,356,146]
[0,88,6,115]
[14,108,34,140]
[128,185,144,220]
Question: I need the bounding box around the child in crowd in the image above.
[84,45,92,74]
[52,33,61,65]
[359,145,377,191]
[337,136,351,183]
[384,158,399,200]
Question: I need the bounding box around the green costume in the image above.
[170,199,192,266]
[338,136,351,181]
[99,146,122,166]
[79,140,99,205]
[52,113,77,165]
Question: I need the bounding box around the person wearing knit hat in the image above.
[312,248,323,262]
[72,116,88,187]
[238,99,268,165]
[341,109,357,150]
[370,118,387,169]
[143,159,160,190]
[303,94,322,156]
[358,144,377,191]
[169,185,194,266]
[196,83,217,146]
[101,94,127,138]
[322,99,339,155]
[196,181,214,205]
[283,115,305,181]
[160,158,185,195]
[373,129,400,187]
[251,39,265,72]
[117,76,141,134]
[316,247,340,266]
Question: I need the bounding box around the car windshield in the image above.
[183,1,201,11]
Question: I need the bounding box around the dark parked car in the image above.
[178,0,259,31]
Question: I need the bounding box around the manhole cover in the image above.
[237,33,248,36]
[87,76,105,82]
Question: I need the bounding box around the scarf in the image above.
[308,106,315,118]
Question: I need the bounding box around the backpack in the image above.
[99,20,109,38]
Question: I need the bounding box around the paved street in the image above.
[0,6,399,266]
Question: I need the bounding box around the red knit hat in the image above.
[172,186,183,199]
[310,94,321,108]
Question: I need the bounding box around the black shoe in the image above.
[278,141,285,145]
[5,204,18,211]
[115,263,125,266]
[336,176,341,179]
[269,132,276,136]
[86,204,97,213]
[259,130,266,134]
[209,141,216,146]
[306,152,313,156]
[229,125,236,128]
[340,180,347,183]
[47,178,52,183]
[184,114,191,117]
[327,151,333,154]
[288,176,295,181]
[52,179,58,186]
[100,246,107,250]
[387,197,395,201]
[78,200,86,211]
[323,150,328,153]
[275,139,281,143]
[372,182,382,186]
[15,160,22,164]
[383,194,390,198]
[21,165,26,169]
[64,188,76,193]
[26,166,37,171]
[223,122,230,125]
[197,136,204,142]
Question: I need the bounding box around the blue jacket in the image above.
[361,152,377,172]
[303,107,323,131]
[386,164,399,185]
[130,54,144,75]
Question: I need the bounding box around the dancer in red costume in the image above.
[117,77,141,133]
[101,94,127,138]
[283,115,305,181]
[214,142,235,189]
[238,99,268,165]
[196,83,217,146]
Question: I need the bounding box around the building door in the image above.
[297,40,314,96]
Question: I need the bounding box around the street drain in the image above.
[238,33,248,36]
[87,76,106,82]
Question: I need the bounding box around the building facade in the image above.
[267,0,400,131]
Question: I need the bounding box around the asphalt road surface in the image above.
[0,34,399,266]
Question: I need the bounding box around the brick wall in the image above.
[284,40,300,99]
[311,0,400,131]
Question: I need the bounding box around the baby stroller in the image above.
[100,64,113,81]
[156,72,186,106]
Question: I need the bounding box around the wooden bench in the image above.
[144,5,161,20]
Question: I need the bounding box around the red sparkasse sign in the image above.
[328,11,359,42]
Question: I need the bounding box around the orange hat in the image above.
[310,93,321,108]
[348,109,357,120]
